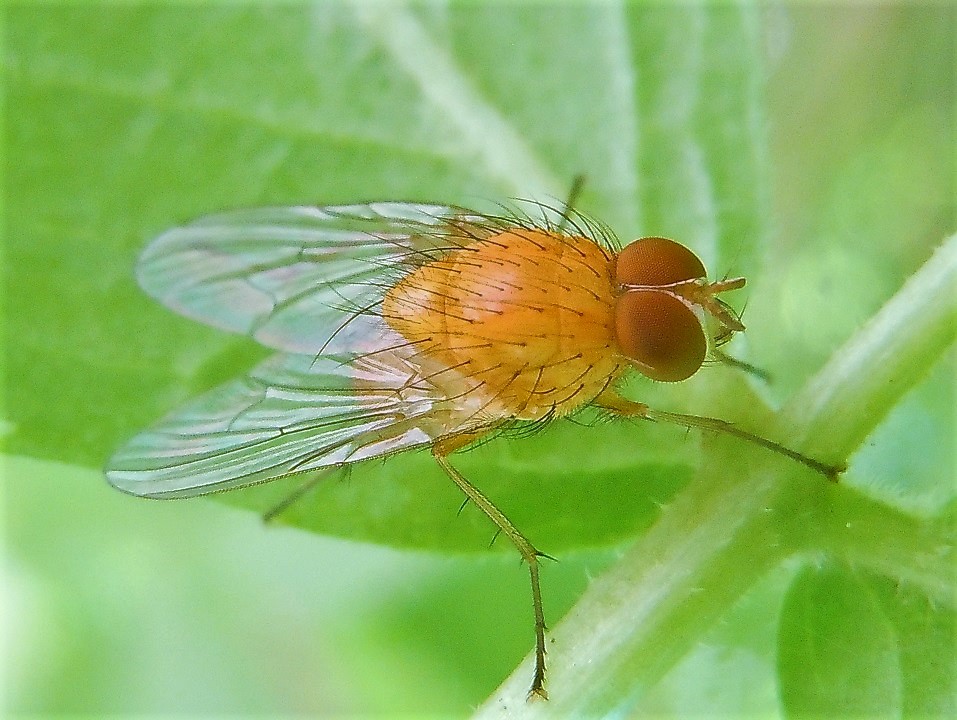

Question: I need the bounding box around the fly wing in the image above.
[137,203,489,354]
[106,324,494,499]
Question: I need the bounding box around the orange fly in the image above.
[107,198,842,699]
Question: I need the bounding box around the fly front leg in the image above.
[432,432,550,700]
[594,390,845,481]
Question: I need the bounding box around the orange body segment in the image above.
[382,229,629,421]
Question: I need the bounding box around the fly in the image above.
[106,199,844,699]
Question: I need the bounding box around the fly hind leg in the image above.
[432,432,550,700]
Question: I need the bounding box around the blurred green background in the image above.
[4,3,954,717]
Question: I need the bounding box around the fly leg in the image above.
[594,391,845,481]
[433,432,550,700]
[261,470,331,523]
[712,346,772,383]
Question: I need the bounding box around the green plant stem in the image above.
[473,234,956,718]
[797,483,955,607]
[781,234,957,457]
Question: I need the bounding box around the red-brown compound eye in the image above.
[615,290,706,382]
[615,237,707,287]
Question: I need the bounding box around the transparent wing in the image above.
[137,203,488,354]
[106,324,494,499]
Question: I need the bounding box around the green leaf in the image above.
[778,564,902,718]
[868,572,957,718]
[779,562,956,719]
[6,2,774,551]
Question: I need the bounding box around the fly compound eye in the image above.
[615,236,707,287]
[615,290,706,382]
